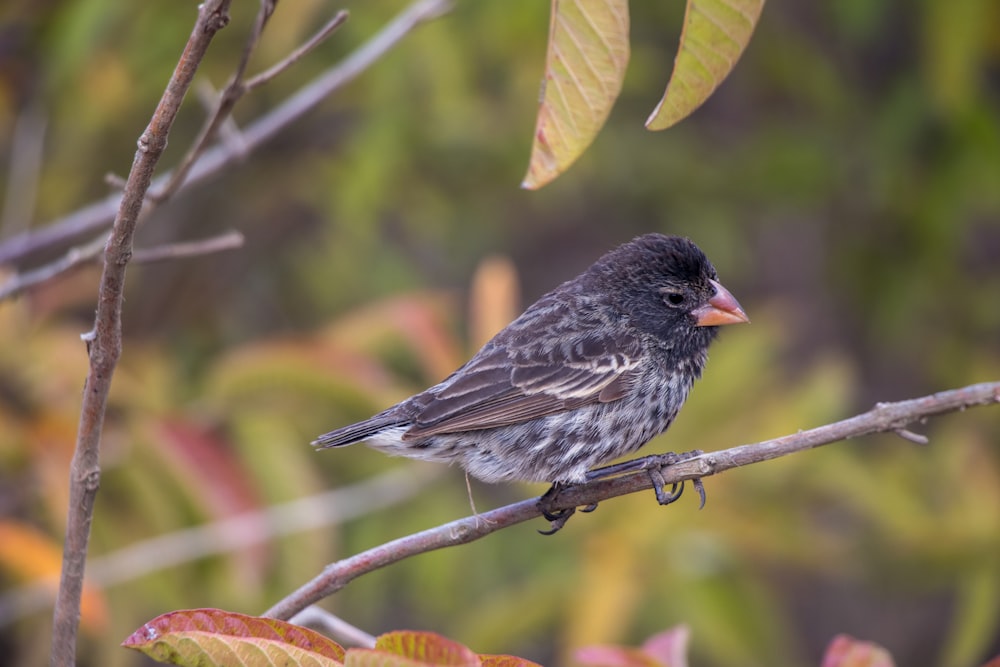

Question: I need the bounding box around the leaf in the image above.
[480,655,544,667]
[346,649,434,667]
[522,0,629,190]
[574,646,662,667]
[575,626,690,667]
[645,0,765,130]
[122,608,346,666]
[820,635,895,667]
[371,631,480,666]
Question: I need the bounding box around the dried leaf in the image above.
[646,0,765,130]
[522,0,629,189]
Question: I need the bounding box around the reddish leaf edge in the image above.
[124,613,1000,667]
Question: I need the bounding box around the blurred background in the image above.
[0,0,998,665]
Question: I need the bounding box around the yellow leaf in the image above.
[522,0,630,189]
[646,0,765,130]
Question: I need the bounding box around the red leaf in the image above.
[122,608,346,665]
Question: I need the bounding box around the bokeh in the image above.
[1,1,998,666]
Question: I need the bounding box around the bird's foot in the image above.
[586,450,706,508]
[536,483,596,535]
[643,451,706,508]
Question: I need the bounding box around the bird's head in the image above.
[588,234,749,346]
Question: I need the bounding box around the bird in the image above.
[314,234,748,526]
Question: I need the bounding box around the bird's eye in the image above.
[665,292,685,306]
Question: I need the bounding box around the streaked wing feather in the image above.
[403,331,643,439]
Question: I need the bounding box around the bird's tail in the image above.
[312,414,407,449]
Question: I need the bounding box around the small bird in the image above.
[314,234,748,523]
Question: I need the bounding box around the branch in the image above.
[0,231,243,300]
[262,381,1000,621]
[0,0,453,270]
[244,11,350,91]
[150,0,291,204]
[130,230,244,264]
[50,3,232,665]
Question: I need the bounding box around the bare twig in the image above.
[245,10,350,90]
[131,230,244,264]
[262,381,1000,621]
[50,3,232,665]
[0,236,105,301]
[150,0,283,204]
[0,0,452,269]
[0,231,244,300]
[290,607,377,648]
[0,467,441,627]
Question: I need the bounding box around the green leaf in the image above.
[522,0,630,190]
[122,608,346,666]
[645,0,765,130]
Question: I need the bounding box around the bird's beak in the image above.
[692,279,750,327]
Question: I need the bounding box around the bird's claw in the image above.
[537,507,576,535]
[536,483,599,534]
[644,450,706,509]
[536,449,706,534]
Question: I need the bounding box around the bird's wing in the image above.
[403,330,644,439]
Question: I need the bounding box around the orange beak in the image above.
[692,279,749,327]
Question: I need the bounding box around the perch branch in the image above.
[262,381,1000,621]
[49,2,232,665]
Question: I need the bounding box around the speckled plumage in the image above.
[314,234,746,484]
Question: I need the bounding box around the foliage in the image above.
[121,616,998,667]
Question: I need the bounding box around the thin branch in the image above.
[150,0,282,204]
[290,607,377,649]
[245,10,350,91]
[131,230,244,264]
[0,231,244,300]
[0,236,105,301]
[0,467,441,627]
[0,0,453,269]
[50,3,232,665]
[262,381,1000,621]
